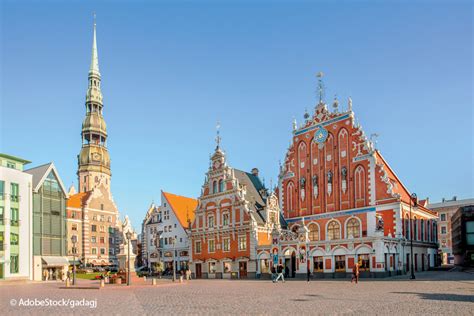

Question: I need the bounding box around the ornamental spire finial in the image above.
[89,12,100,76]
[316,72,325,104]
[215,121,221,150]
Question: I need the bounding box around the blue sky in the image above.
[1,0,472,231]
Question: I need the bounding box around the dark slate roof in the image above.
[24,163,53,191]
[234,169,268,225]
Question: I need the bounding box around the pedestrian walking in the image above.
[275,264,285,283]
[271,265,276,283]
[284,265,289,278]
[307,268,311,283]
[351,263,360,284]
[186,268,191,281]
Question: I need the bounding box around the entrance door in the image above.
[195,263,202,279]
[406,253,410,272]
[239,262,247,279]
[291,252,296,278]
[421,254,425,271]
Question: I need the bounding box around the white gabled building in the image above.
[142,191,197,273]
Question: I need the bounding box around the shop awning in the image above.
[42,256,69,267]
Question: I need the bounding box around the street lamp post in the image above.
[71,235,77,286]
[172,237,176,282]
[154,231,162,278]
[126,231,132,286]
[409,193,417,280]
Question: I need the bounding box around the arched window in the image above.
[308,223,319,241]
[346,218,361,238]
[354,165,366,206]
[219,179,224,192]
[291,224,300,234]
[413,216,418,240]
[404,215,410,239]
[327,220,341,240]
[298,142,307,169]
[286,182,294,212]
[421,219,425,241]
[212,181,217,194]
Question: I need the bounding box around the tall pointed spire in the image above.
[89,13,100,77]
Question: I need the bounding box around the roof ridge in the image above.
[24,162,53,172]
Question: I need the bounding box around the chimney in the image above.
[251,168,259,177]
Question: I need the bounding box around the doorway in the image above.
[291,252,296,278]
[239,261,247,279]
[195,263,202,279]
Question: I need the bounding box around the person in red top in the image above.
[351,263,360,284]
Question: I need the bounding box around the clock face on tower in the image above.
[213,160,221,169]
[92,152,101,162]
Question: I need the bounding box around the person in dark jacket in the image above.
[275,264,285,283]
[271,266,277,283]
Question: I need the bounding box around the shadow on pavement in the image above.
[392,292,474,303]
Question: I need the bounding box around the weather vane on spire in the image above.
[93,12,96,26]
[316,72,325,104]
[215,121,221,149]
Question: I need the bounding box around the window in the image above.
[100,215,105,221]
[219,179,224,192]
[10,183,19,202]
[441,226,447,234]
[346,218,361,238]
[91,248,97,255]
[72,224,78,231]
[286,182,294,212]
[308,223,319,241]
[208,239,215,253]
[100,248,105,255]
[164,226,168,232]
[93,215,97,221]
[223,213,229,226]
[91,225,97,232]
[0,207,4,225]
[404,216,410,239]
[195,241,202,254]
[11,208,19,226]
[7,162,16,169]
[209,262,216,274]
[223,262,232,273]
[10,255,19,273]
[466,222,474,246]
[358,254,370,271]
[327,220,341,240]
[10,233,19,245]
[440,213,446,221]
[108,216,112,222]
[101,204,104,211]
[100,225,105,232]
[0,232,3,251]
[238,236,247,251]
[208,215,215,228]
[313,256,323,272]
[100,237,105,244]
[0,181,4,199]
[213,181,217,194]
[335,255,345,272]
[413,217,418,240]
[174,223,177,228]
[91,236,97,243]
[421,219,425,241]
[223,238,230,252]
[72,211,77,219]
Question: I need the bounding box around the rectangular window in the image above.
[0,232,4,251]
[72,211,76,219]
[10,255,19,273]
[100,225,105,232]
[209,262,216,274]
[100,237,105,244]
[440,213,446,221]
[0,180,4,199]
[91,225,97,232]
[93,215,97,221]
[91,236,97,243]
[223,262,232,273]
[441,226,447,234]
[223,213,229,226]
[91,248,97,255]
[72,224,78,231]
[10,233,19,245]
[11,208,19,226]
[0,206,4,225]
[313,256,323,272]
[358,254,370,271]
[10,183,19,202]
[100,248,105,255]
[466,221,474,246]
[335,255,346,272]
[238,236,247,251]
[208,239,215,253]
[223,238,230,252]
[208,216,214,228]
[100,215,105,222]
[195,241,202,254]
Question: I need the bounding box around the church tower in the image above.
[77,19,111,193]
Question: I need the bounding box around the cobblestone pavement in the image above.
[1,271,473,315]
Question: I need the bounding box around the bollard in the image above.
[152,278,157,286]
[100,279,105,288]
[143,276,147,282]
[179,276,183,283]
[66,278,70,287]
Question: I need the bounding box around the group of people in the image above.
[270,262,361,284]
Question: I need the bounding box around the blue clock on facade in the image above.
[314,125,328,143]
